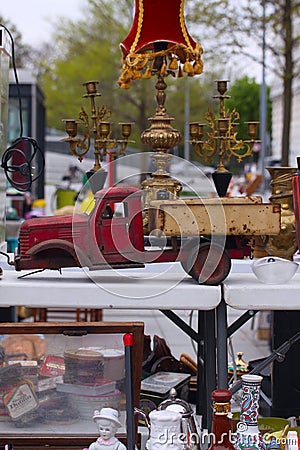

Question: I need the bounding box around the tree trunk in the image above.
[281,0,293,166]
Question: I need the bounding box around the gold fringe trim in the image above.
[142,66,152,79]
[169,56,179,70]
[193,59,203,74]
[118,42,203,89]
[183,58,193,74]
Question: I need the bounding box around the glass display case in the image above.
[0,26,11,251]
[0,322,144,450]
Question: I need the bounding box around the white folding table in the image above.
[0,261,221,428]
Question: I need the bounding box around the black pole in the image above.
[123,333,135,450]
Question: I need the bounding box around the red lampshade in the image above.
[118,0,203,89]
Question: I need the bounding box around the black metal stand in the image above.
[161,309,217,430]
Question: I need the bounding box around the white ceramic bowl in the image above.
[251,256,299,284]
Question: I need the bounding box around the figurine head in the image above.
[93,408,121,438]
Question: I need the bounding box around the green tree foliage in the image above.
[34,0,274,172]
[34,0,223,158]
[226,76,272,169]
[36,0,157,149]
[235,0,300,166]
[189,0,300,166]
[226,76,272,141]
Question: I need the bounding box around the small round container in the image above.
[251,256,299,284]
[101,349,125,381]
[79,347,125,381]
[64,348,104,384]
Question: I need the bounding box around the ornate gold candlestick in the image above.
[141,74,182,218]
[118,0,204,229]
[189,80,260,196]
[63,80,134,190]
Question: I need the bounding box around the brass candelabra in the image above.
[189,80,260,196]
[140,73,183,229]
[63,80,134,173]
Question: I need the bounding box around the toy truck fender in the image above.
[14,214,90,271]
[24,238,89,266]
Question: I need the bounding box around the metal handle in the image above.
[62,330,88,336]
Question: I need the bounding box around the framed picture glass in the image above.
[0,322,144,450]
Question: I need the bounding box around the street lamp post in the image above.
[259,0,267,191]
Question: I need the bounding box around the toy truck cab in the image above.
[15,186,145,271]
[87,186,145,268]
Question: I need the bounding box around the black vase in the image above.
[212,170,232,197]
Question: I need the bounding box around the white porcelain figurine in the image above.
[89,407,127,450]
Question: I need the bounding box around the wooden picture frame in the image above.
[0,322,144,450]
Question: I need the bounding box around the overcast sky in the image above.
[0,0,263,82]
[0,0,85,47]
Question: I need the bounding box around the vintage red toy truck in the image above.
[13,186,281,285]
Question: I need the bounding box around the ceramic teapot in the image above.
[135,389,199,450]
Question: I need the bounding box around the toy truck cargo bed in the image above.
[148,196,281,237]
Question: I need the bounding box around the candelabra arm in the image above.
[203,133,217,151]
[229,141,252,163]
[76,134,91,160]
[113,139,135,158]
[227,132,257,163]
[62,130,91,162]
[96,105,112,125]
[190,140,202,158]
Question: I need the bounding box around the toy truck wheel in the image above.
[180,238,201,275]
[189,242,231,285]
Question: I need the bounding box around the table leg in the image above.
[197,310,216,431]
[216,295,228,389]
[0,307,17,322]
[160,309,217,431]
